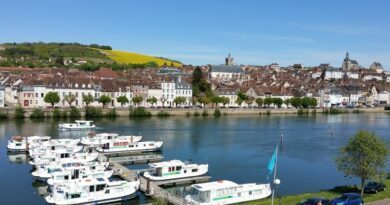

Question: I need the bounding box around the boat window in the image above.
[96,185,105,191]
[192,169,198,172]
[70,194,80,199]
[149,143,154,146]
[249,191,252,195]
[184,170,187,173]
[105,189,110,194]
[129,145,134,148]
[89,186,95,192]
[176,166,182,171]
[64,176,69,180]
[238,192,241,197]
[16,143,22,146]
[51,146,55,150]
[168,167,171,172]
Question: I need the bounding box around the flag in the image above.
[267,146,278,175]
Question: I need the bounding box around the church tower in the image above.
[342,52,351,71]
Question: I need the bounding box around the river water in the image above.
[1,113,389,204]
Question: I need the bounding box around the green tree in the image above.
[173,96,186,107]
[255,98,264,108]
[245,96,255,107]
[192,66,203,86]
[210,96,221,108]
[146,96,158,107]
[273,97,284,108]
[98,95,111,108]
[336,131,388,195]
[198,96,210,107]
[309,98,318,108]
[64,94,76,107]
[235,98,244,107]
[82,93,94,107]
[264,97,273,107]
[301,97,311,108]
[220,96,230,108]
[290,97,302,108]
[284,98,291,108]
[160,96,167,108]
[132,96,143,107]
[44,92,60,108]
[116,96,129,107]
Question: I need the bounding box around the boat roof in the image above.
[191,180,240,191]
[96,133,119,136]
[75,120,94,123]
[149,160,185,168]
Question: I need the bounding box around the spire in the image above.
[344,51,350,61]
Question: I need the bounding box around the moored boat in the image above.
[30,152,98,167]
[144,160,208,181]
[95,140,163,154]
[80,133,142,146]
[185,180,271,205]
[45,178,139,205]
[59,120,95,130]
[7,136,51,153]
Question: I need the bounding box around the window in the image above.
[105,190,110,194]
[70,194,80,199]
[249,191,252,195]
[41,93,44,97]
[89,186,95,192]
[192,169,198,172]
[35,93,38,97]
[96,184,105,191]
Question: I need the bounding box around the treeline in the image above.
[78,61,159,71]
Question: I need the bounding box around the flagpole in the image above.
[271,145,279,205]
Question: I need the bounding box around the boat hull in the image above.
[45,190,138,205]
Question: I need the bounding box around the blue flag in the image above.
[267,146,278,175]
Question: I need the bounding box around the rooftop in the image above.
[191,180,239,191]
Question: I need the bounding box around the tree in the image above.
[160,96,167,108]
[210,96,221,108]
[245,96,255,108]
[220,96,230,108]
[264,97,273,107]
[256,98,264,108]
[198,96,210,107]
[98,95,111,108]
[116,96,129,107]
[273,97,284,108]
[173,96,186,107]
[64,93,76,107]
[146,96,158,107]
[336,130,388,195]
[301,97,311,108]
[309,98,318,108]
[44,92,60,108]
[290,97,302,108]
[132,96,143,107]
[82,93,94,107]
[284,98,291,108]
[192,66,203,86]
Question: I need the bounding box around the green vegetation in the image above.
[213,109,221,117]
[173,96,186,107]
[61,110,68,118]
[146,97,158,107]
[15,106,25,118]
[129,107,151,117]
[82,94,94,107]
[323,108,348,114]
[29,108,45,118]
[156,111,170,117]
[44,92,60,108]
[116,96,129,107]
[98,95,111,108]
[236,91,248,107]
[185,112,191,117]
[132,96,143,107]
[104,108,117,118]
[52,108,61,118]
[0,112,8,119]
[85,107,103,118]
[256,98,264,108]
[64,94,76,106]
[336,130,388,195]
[193,111,200,117]
[69,107,81,118]
[192,66,212,101]
[201,109,209,117]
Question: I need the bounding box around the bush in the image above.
[85,107,103,118]
[61,110,68,118]
[69,107,81,118]
[29,108,45,118]
[52,108,61,118]
[15,106,25,118]
[266,110,271,115]
[104,108,117,118]
[156,111,170,117]
[0,112,8,119]
[129,107,151,117]
[202,109,209,117]
[185,112,191,117]
[213,109,221,117]
[193,111,200,117]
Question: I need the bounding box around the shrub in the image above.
[85,107,103,118]
[193,111,200,117]
[156,111,170,117]
[69,107,81,118]
[266,110,271,115]
[185,112,191,117]
[61,110,68,118]
[213,109,221,117]
[52,108,61,118]
[202,109,209,117]
[105,108,117,118]
[0,112,8,119]
[29,108,45,118]
[129,107,151,117]
[15,106,25,118]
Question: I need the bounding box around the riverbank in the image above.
[0,107,387,118]
[246,178,390,205]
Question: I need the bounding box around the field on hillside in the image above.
[100,49,182,67]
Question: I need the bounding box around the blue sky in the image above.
[1,0,389,67]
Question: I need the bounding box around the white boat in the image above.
[33,161,108,182]
[95,140,163,154]
[47,164,113,186]
[59,120,96,130]
[144,160,208,181]
[30,151,98,167]
[80,133,142,146]
[45,178,139,205]
[29,139,82,159]
[185,180,272,205]
[7,136,51,153]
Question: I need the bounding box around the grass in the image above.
[100,49,182,67]
[245,178,390,205]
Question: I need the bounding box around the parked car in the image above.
[296,197,331,205]
[331,193,364,205]
[364,181,386,193]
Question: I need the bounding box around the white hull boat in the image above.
[7,136,51,153]
[59,120,95,130]
[29,139,82,159]
[30,152,98,167]
[80,133,142,146]
[48,169,114,186]
[45,178,139,205]
[95,141,163,154]
[185,180,271,205]
[29,145,84,164]
[144,160,208,181]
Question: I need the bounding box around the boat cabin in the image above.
[189,180,240,203]
[148,160,188,176]
[75,120,94,126]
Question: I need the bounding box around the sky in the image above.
[1,0,390,68]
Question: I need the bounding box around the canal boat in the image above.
[30,151,98,167]
[32,161,108,182]
[143,160,208,181]
[29,139,82,158]
[95,140,163,154]
[80,133,142,146]
[47,165,113,186]
[45,178,139,204]
[185,180,272,205]
[7,135,51,153]
[58,120,95,130]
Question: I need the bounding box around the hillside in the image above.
[0,42,182,70]
[100,49,182,67]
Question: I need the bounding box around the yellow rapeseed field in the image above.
[100,49,182,67]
